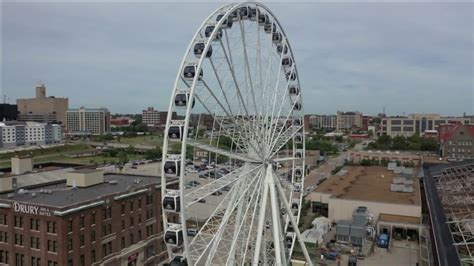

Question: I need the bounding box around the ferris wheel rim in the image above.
[161,2,309,265]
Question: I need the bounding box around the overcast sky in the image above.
[2,1,473,116]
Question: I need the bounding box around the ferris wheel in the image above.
[161,2,312,265]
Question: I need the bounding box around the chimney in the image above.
[35,83,46,98]
[11,156,33,175]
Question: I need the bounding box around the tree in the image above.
[135,123,149,133]
[118,151,128,164]
[144,148,162,160]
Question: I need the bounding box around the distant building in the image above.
[348,150,422,166]
[306,115,337,131]
[0,167,173,266]
[66,107,111,136]
[0,121,62,148]
[111,117,132,127]
[0,104,18,121]
[141,107,177,127]
[189,113,215,130]
[362,115,372,131]
[439,123,474,159]
[336,111,362,132]
[17,83,69,124]
[381,113,472,137]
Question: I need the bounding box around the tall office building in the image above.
[17,83,69,125]
[66,107,111,136]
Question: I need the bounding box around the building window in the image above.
[138,198,142,209]
[0,214,7,225]
[0,250,8,264]
[102,242,112,257]
[79,216,85,228]
[91,212,96,225]
[14,216,23,228]
[146,209,153,220]
[138,214,142,224]
[67,238,73,251]
[130,217,134,227]
[0,231,7,243]
[80,234,85,247]
[14,234,23,246]
[15,253,24,266]
[67,219,73,232]
[31,257,41,266]
[91,230,96,242]
[80,255,85,266]
[102,223,112,236]
[47,221,56,234]
[121,203,125,214]
[130,233,134,245]
[121,220,125,230]
[146,224,154,237]
[146,245,155,259]
[121,236,125,249]
[30,218,40,231]
[67,259,72,266]
[102,207,112,220]
[47,240,57,253]
[31,236,40,249]
[91,250,96,263]
[130,200,134,212]
[146,194,153,205]
[138,230,142,241]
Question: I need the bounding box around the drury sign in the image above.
[13,202,51,216]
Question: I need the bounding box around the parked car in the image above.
[187,228,198,237]
[211,190,223,196]
[131,166,138,169]
[222,186,231,191]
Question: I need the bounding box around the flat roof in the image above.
[379,213,421,225]
[311,166,421,206]
[71,168,100,174]
[0,173,162,208]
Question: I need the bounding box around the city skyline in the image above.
[2,2,473,115]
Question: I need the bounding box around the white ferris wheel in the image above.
[161,2,312,265]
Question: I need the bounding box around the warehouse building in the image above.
[309,166,422,241]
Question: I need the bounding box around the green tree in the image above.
[118,151,128,164]
[144,148,162,160]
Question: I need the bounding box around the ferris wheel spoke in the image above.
[206,168,264,264]
[269,125,303,158]
[190,168,263,264]
[238,20,258,117]
[187,139,257,162]
[184,164,261,207]
[218,38,250,117]
[209,58,235,116]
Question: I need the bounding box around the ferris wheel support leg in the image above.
[268,176,285,265]
[274,174,313,266]
[253,177,270,265]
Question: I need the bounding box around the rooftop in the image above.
[0,173,162,208]
[379,213,421,225]
[311,166,421,206]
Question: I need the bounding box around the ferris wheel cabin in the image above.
[216,14,233,29]
[164,158,181,178]
[289,85,300,96]
[163,191,181,213]
[277,43,288,54]
[165,224,184,247]
[183,64,203,80]
[193,42,212,58]
[204,25,222,40]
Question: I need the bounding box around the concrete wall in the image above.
[11,157,33,175]
[66,170,104,187]
[311,192,422,223]
[0,177,12,192]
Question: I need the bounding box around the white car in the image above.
[187,168,198,173]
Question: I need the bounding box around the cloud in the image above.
[2,2,473,116]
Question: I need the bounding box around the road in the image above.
[303,152,346,194]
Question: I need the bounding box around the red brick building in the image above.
[0,170,175,266]
[439,123,474,159]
